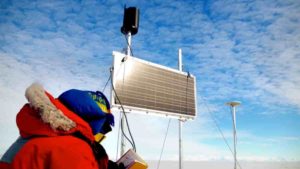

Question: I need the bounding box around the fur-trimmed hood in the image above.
[17,83,94,141]
[25,83,76,131]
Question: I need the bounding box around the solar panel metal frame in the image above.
[111,51,197,120]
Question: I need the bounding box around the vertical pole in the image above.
[179,121,183,169]
[232,106,237,169]
[178,48,183,169]
[226,101,240,169]
[127,32,132,56]
[120,32,132,157]
[120,112,125,157]
[178,48,182,71]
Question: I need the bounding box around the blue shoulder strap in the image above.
[0,137,29,163]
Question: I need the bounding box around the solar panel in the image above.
[111,51,197,119]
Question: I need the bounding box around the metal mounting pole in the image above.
[120,112,125,157]
[226,101,240,169]
[127,32,132,56]
[232,106,237,169]
[120,32,132,157]
[179,120,183,169]
[178,48,183,169]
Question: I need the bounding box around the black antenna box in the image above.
[121,7,139,35]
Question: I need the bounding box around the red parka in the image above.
[0,84,108,169]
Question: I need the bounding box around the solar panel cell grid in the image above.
[112,52,196,118]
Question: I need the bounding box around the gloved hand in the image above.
[108,160,126,169]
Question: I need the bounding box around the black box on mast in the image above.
[121,7,139,35]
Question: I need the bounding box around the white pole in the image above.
[179,121,183,169]
[178,48,183,169]
[120,32,132,157]
[178,48,182,71]
[231,106,237,169]
[127,32,132,56]
[226,101,240,169]
[120,112,125,157]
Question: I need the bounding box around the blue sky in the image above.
[1,0,300,164]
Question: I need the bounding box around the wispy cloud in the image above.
[189,0,300,111]
[1,0,300,162]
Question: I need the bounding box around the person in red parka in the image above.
[0,83,119,169]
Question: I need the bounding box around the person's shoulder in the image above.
[12,136,99,169]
